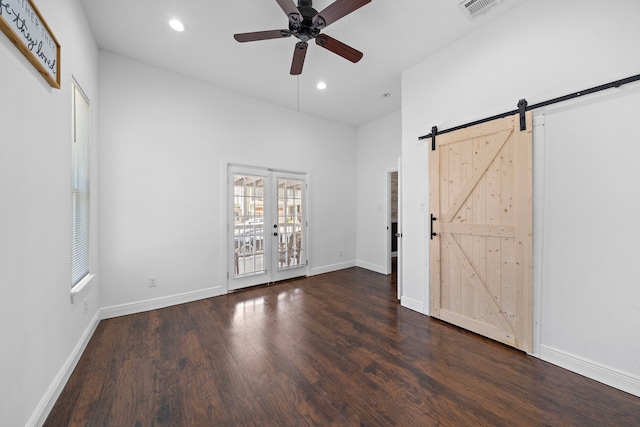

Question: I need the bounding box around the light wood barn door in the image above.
[429,112,533,352]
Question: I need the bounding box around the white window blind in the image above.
[71,83,90,287]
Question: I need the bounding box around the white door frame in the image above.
[396,157,402,301]
[385,169,394,275]
[384,160,402,299]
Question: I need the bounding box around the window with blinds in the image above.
[71,83,90,287]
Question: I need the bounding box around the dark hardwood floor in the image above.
[46,266,640,426]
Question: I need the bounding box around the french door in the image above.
[228,165,307,290]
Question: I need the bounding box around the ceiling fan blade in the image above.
[234,30,291,42]
[312,0,371,29]
[290,42,308,75]
[316,34,363,63]
[275,0,302,25]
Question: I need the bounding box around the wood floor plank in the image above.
[45,267,640,426]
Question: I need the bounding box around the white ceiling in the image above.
[80,0,528,127]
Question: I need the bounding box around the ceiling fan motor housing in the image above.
[292,0,321,42]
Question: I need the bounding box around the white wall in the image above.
[0,0,100,425]
[401,0,640,395]
[539,88,640,393]
[98,52,357,311]
[355,111,402,273]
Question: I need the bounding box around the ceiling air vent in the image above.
[459,0,502,19]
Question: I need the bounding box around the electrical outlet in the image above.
[338,250,342,257]
[148,276,157,287]
[83,299,88,315]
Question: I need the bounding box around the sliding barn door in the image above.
[429,112,533,352]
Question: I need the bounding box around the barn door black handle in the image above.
[430,214,437,239]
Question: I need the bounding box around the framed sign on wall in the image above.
[0,0,60,88]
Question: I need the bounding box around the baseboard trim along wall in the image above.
[30,310,101,427]
[401,296,425,315]
[355,260,387,275]
[540,345,640,398]
[309,261,357,277]
[101,286,226,320]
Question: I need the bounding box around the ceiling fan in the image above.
[234,0,371,75]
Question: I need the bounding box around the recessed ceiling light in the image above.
[317,82,327,90]
[169,19,186,32]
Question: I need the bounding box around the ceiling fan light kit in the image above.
[234,0,371,75]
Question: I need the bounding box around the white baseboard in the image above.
[355,260,387,274]
[309,260,356,276]
[101,286,225,319]
[401,295,425,314]
[540,345,640,397]
[29,309,101,427]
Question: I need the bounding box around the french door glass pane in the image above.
[233,174,265,277]
[277,178,304,271]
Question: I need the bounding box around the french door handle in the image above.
[430,214,437,239]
